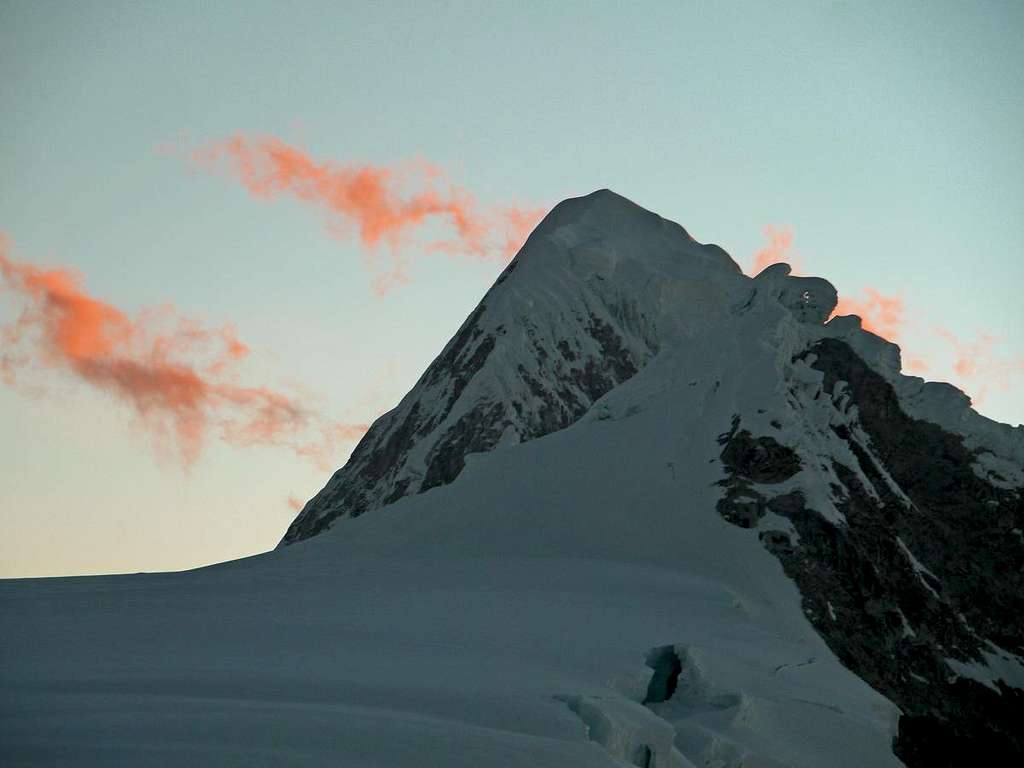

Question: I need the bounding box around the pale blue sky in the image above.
[2,1,1022,577]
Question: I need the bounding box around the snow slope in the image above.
[3,190,1021,767]
[0,318,903,766]
[282,190,746,543]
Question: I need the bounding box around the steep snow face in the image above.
[283,190,750,544]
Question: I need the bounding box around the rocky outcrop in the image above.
[282,303,656,544]
[715,416,801,528]
[715,339,1024,767]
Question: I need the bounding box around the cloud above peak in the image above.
[189,135,545,294]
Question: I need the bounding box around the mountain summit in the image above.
[282,190,1024,764]
[282,189,835,543]
[282,189,741,542]
[5,191,1022,767]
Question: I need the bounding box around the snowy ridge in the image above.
[283,189,746,544]
[819,314,1024,487]
[287,192,1022,546]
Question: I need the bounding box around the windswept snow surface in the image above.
[5,189,1019,766]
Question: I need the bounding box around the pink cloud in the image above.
[0,234,367,465]
[934,326,1024,403]
[190,135,546,295]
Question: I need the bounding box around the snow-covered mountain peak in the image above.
[282,190,762,543]
[530,188,683,244]
[283,190,1021,548]
[7,191,1023,768]
[523,188,741,285]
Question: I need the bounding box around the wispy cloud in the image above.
[0,234,366,466]
[934,326,1024,404]
[189,135,545,294]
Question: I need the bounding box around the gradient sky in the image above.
[2,0,1022,578]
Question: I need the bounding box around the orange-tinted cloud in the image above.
[934,326,1024,402]
[0,235,366,465]
[287,495,304,513]
[190,135,546,295]
[749,225,801,275]
[904,357,929,374]
[832,287,905,341]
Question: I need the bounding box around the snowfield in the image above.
[0,517,904,766]
[1,310,901,766]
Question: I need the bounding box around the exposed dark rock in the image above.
[422,402,508,492]
[586,313,640,382]
[719,429,801,484]
[716,490,766,529]
[715,418,801,529]
[424,304,488,388]
[283,310,504,544]
[758,528,794,555]
[284,293,656,544]
[364,403,423,486]
[281,401,426,542]
[492,258,519,285]
[715,340,1024,767]
[557,339,578,362]
[805,340,1024,659]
